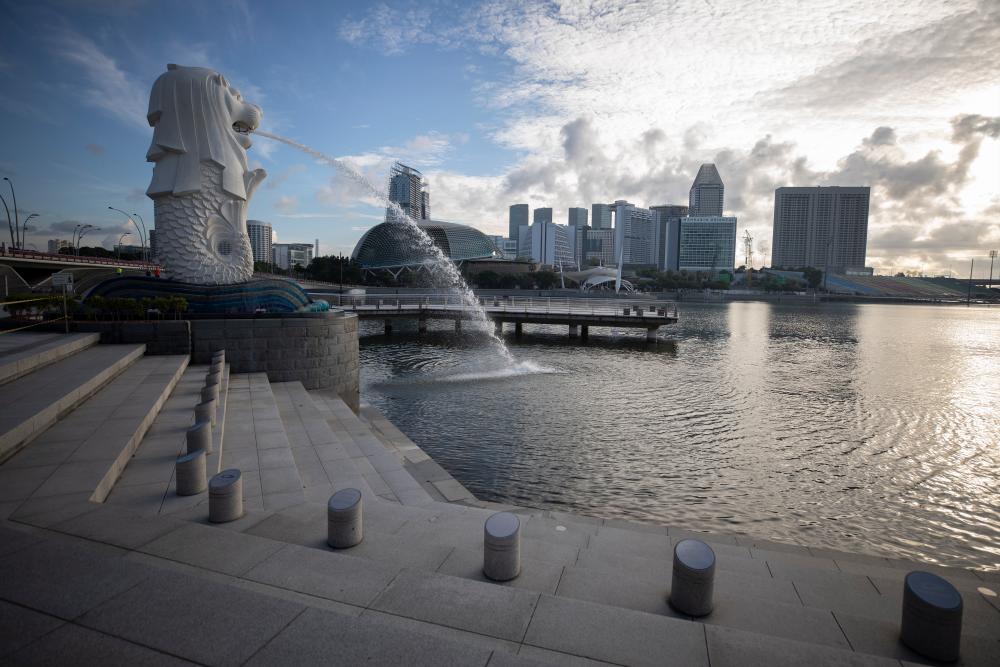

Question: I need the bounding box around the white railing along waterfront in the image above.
[324,294,679,319]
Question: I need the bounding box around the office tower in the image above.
[567,207,588,227]
[523,218,574,267]
[386,162,430,221]
[574,224,590,267]
[488,235,518,260]
[272,242,314,270]
[612,200,656,266]
[771,186,870,272]
[591,203,612,229]
[689,164,724,216]
[584,228,615,266]
[509,204,529,240]
[47,239,71,254]
[678,216,738,272]
[247,220,273,264]
[651,205,688,271]
[533,207,553,225]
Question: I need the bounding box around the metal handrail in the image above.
[0,247,159,269]
[325,293,678,318]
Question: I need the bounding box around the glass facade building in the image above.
[678,216,737,272]
[771,186,870,271]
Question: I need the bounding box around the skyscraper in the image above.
[533,208,553,225]
[689,164,724,216]
[387,162,430,222]
[651,205,688,271]
[247,220,273,264]
[771,186,870,272]
[509,204,529,240]
[567,207,588,227]
[613,200,657,267]
[591,203,612,229]
[678,216,738,272]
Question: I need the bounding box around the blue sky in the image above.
[1,0,998,275]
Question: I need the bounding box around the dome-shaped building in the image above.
[351,220,499,274]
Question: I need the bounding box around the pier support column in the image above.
[646,326,658,342]
[384,320,392,335]
[514,322,523,338]
[454,319,462,331]
[494,321,502,335]
[418,318,427,333]
[568,324,579,338]
[580,325,589,341]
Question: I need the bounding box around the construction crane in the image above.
[743,230,754,285]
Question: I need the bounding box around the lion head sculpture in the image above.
[145,64,266,284]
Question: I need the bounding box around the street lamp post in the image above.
[78,226,98,254]
[0,193,12,248]
[21,213,37,249]
[131,212,148,261]
[116,232,132,259]
[3,177,19,248]
[72,224,83,252]
[989,250,998,295]
[108,207,145,261]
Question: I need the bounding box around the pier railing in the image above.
[326,293,679,318]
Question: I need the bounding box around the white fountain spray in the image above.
[255,130,519,368]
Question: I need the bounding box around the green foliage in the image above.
[2,294,73,319]
[533,270,559,289]
[82,295,188,320]
[472,270,500,289]
[303,255,364,285]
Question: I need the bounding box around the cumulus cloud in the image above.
[274,195,298,212]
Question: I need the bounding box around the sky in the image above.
[0,0,998,276]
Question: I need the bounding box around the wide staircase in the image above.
[0,332,998,666]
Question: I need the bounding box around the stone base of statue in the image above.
[87,276,325,314]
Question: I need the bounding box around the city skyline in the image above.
[0,1,997,276]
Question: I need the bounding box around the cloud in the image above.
[265,164,307,190]
[85,143,105,156]
[49,28,148,131]
[275,195,298,213]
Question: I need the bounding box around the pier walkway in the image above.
[1,332,998,665]
[315,293,679,340]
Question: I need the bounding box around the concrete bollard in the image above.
[175,449,207,496]
[210,359,224,373]
[209,469,244,523]
[483,512,521,581]
[669,539,716,617]
[327,488,363,548]
[186,420,212,455]
[212,350,225,361]
[201,384,220,403]
[900,571,963,662]
[194,398,217,426]
[205,371,222,387]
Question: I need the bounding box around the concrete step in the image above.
[103,362,230,516]
[0,354,188,508]
[0,332,100,386]
[308,391,437,506]
[0,343,146,464]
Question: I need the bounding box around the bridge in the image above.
[314,293,679,341]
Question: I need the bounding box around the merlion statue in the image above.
[146,64,265,284]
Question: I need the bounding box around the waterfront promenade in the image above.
[1,332,998,665]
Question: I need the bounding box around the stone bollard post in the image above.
[483,512,521,581]
[186,420,212,455]
[212,350,225,362]
[327,488,363,548]
[201,383,220,403]
[900,571,963,662]
[209,469,244,523]
[175,449,207,495]
[194,398,217,426]
[669,539,716,617]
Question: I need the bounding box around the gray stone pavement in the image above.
[0,332,99,385]
[1,335,998,665]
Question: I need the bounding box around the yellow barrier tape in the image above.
[0,316,68,335]
[0,296,63,307]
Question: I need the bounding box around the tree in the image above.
[473,270,500,289]
[533,270,558,289]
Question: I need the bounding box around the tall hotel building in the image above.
[771,187,870,272]
[387,162,430,222]
[246,220,273,265]
[689,164,724,216]
[509,204,529,240]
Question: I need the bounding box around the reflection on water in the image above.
[360,302,1000,570]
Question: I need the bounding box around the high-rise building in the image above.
[386,162,430,221]
[272,242,314,271]
[689,164,724,216]
[567,207,588,228]
[584,228,615,266]
[47,239,71,254]
[573,224,590,267]
[650,205,688,271]
[521,219,575,268]
[678,216,737,272]
[247,220,273,265]
[771,186,870,272]
[533,207,552,225]
[488,235,518,260]
[508,204,529,240]
[613,200,657,266]
[591,203,612,229]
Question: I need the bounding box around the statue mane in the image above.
[145,64,259,200]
